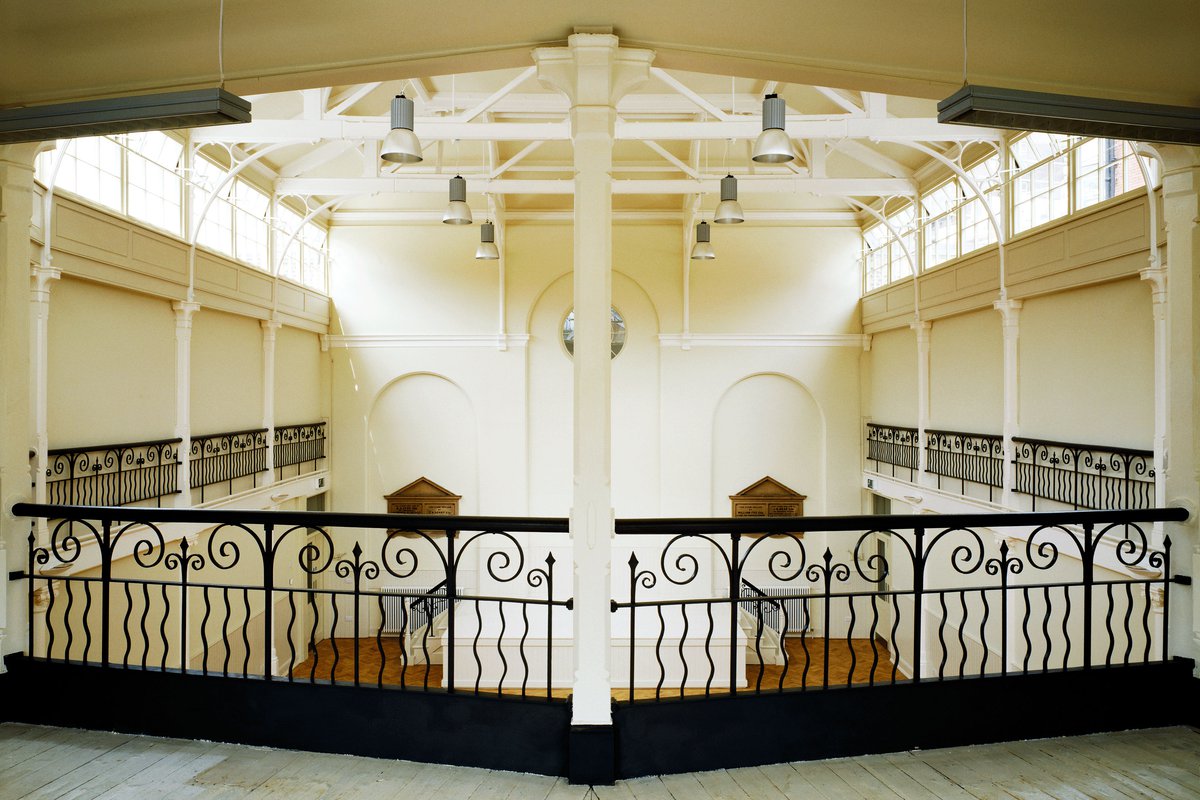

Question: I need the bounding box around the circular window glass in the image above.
[563,307,626,358]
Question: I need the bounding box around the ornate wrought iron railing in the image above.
[274,422,326,481]
[190,428,268,502]
[612,507,1185,703]
[15,504,571,699]
[865,423,919,481]
[44,438,182,508]
[1013,437,1155,511]
[925,429,1004,502]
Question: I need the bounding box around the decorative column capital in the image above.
[261,318,282,339]
[173,300,200,328]
[909,319,931,344]
[29,265,61,303]
[533,33,654,109]
[1140,264,1168,305]
[993,298,1023,329]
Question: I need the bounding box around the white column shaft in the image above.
[994,299,1023,507]
[173,302,199,507]
[912,321,930,479]
[262,320,280,485]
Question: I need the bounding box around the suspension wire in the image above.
[218,0,226,89]
[962,0,969,86]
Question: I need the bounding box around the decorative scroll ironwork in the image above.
[17,503,571,702]
[1013,437,1155,511]
[44,438,181,507]
[925,429,1004,502]
[865,423,919,481]
[190,428,268,502]
[274,422,326,480]
[611,507,1182,703]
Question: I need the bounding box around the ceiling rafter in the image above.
[275,176,915,196]
[327,82,382,117]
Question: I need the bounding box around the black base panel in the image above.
[569,725,616,785]
[2,655,571,777]
[614,660,1197,779]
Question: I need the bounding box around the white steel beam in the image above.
[279,140,353,177]
[642,140,699,179]
[649,68,732,121]
[490,140,545,178]
[453,66,537,123]
[833,139,915,178]
[193,116,999,144]
[813,86,863,115]
[276,176,914,196]
[327,82,382,117]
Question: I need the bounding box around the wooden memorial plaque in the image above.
[730,476,806,537]
[384,477,461,538]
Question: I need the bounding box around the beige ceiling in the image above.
[2,0,1197,108]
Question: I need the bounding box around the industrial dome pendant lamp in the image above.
[475,221,500,260]
[443,175,473,224]
[752,94,796,163]
[690,221,716,260]
[713,174,744,224]
[380,95,423,163]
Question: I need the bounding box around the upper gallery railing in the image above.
[45,438,182,508]
[38,422,327,508]
[14,503,571,699]
[274,422,326,481]
[865,424,1155,511]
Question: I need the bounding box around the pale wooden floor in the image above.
[1,723,1198,799]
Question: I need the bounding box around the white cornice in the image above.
[659,333,870,349]
[323,333,530,350]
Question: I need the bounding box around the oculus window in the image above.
[563,307,626,358]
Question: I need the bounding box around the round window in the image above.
[563,307,626,358]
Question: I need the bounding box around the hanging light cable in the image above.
[381,94,422,163]
[690,221,715,260]
[752,93,796,163]
[443,175,473,224]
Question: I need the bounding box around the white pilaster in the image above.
[262,319,281,486]
[173,301,200,507]
[0,144,39,666]
[534,33,652,726]
[912,320,930,480]
[1156,146,1200,670]
[1140,265,1168,511]
[993,299,1022,507]
[29,265,60,546]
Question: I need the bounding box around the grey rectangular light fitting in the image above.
[0,88,252,145]
[937,85,1200,145]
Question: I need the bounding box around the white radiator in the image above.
[379,586,448,635]
[741,584,814,636]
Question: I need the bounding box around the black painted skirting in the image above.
[2,655,1195,784]
[0,654,571,777]
[613,659,1198,779]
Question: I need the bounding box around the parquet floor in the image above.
[3,722,1198,798]
[289,637,899,699]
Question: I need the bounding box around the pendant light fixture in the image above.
[751,94,796,163]
[475,221,500,260]
[713,174,744,224]
[380,94,423,164]
[442,175,473,224]
[690,221,715,260]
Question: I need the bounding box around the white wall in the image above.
[191,309,264,434]
[275,325,323,426]
[48,277,175,445]
[864,327,916,426]
[328,221,863,521]
[929,309,1002,432]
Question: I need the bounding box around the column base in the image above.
[568,724,615,785]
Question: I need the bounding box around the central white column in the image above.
[534,33,652,725]
[912,320,930,481]
[261,319,281,486]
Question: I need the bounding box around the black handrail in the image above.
[12,502,570,533]
[613,506,1187,535]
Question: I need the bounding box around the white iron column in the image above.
[173,302,200,507]
[262,319,281,486]
[1157,146,1200,669]
[912,320,930,481]
[534,33,652,726]
[30,265,60,537]
[994,299,1023,507]
[0,145,38,667]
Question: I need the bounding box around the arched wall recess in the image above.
[710,372,827,520]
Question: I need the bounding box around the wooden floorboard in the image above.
[1,723,1197,799]
[289,637,898,699]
